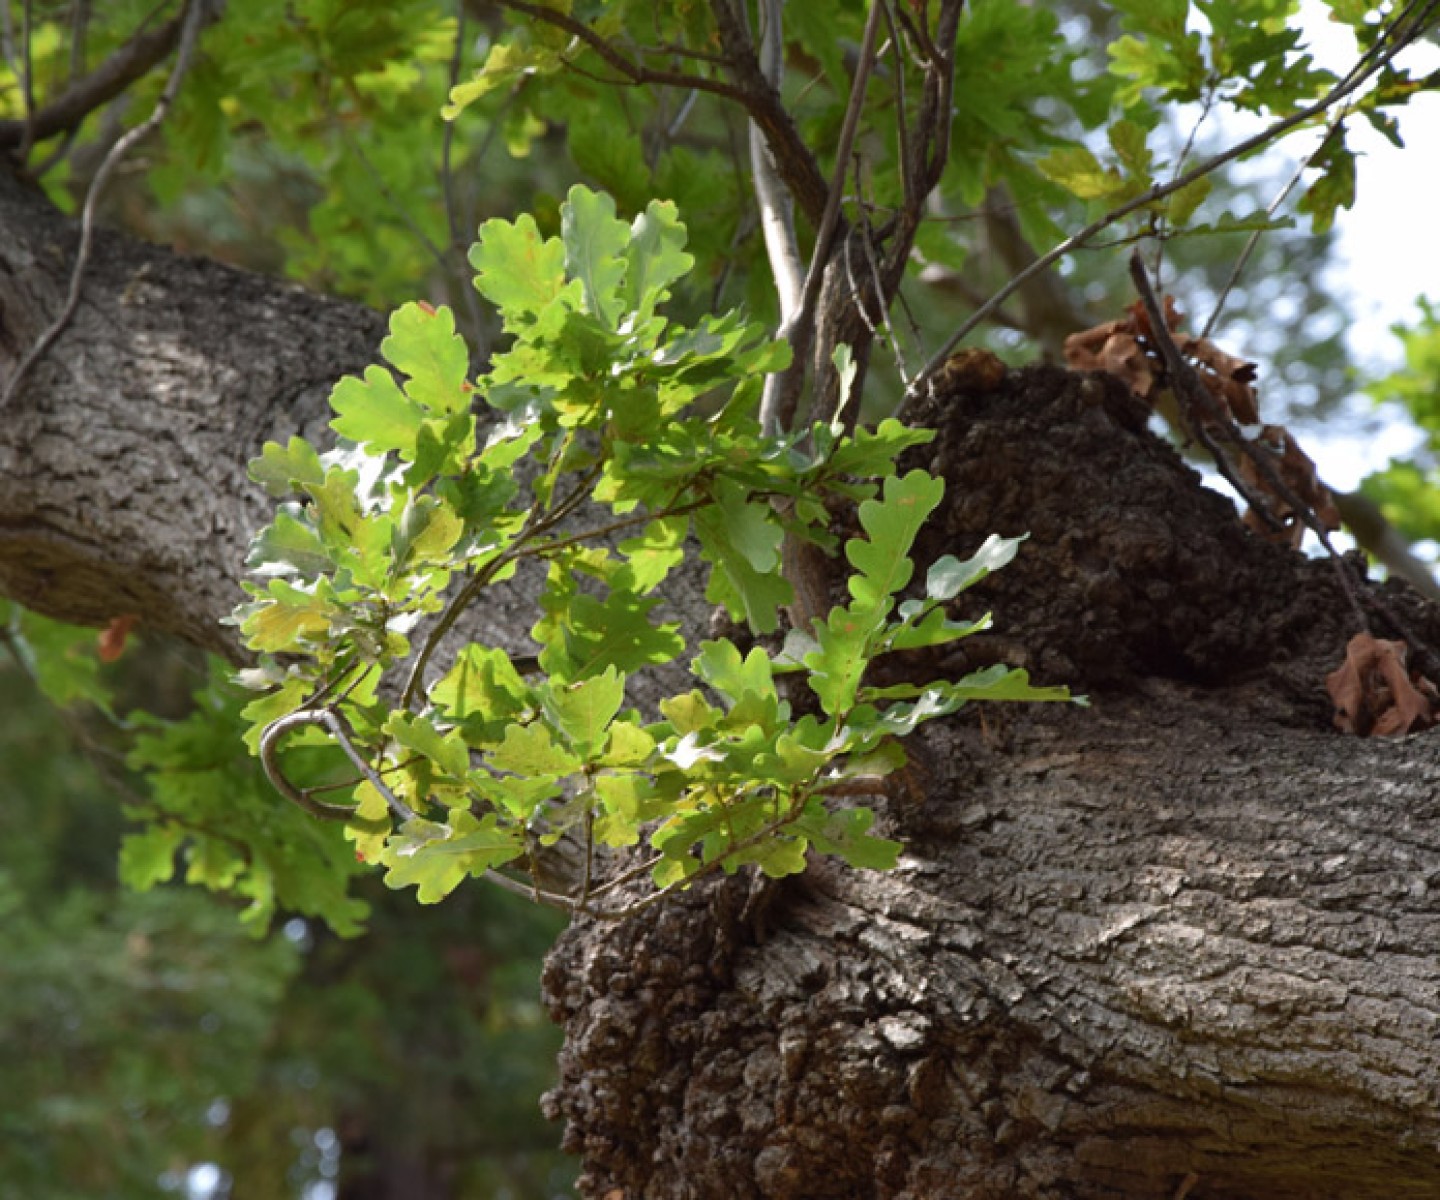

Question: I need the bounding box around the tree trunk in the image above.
[5,166,1440,1199]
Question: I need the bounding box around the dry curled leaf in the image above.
[98,613,139,663]
[1064,296,1260,426]
[1326,632,1439,737]
[1238,424,1342,548]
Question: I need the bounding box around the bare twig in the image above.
[1130,251,1440,681]
[494,0,757,105]
[1200,119,1345,340]
[707,0,829,224]
[260,708,418,825]
[2,0,204,411]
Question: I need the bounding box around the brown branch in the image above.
[707,0,829,226]
[492,0,757,104]
[0,11,184,151]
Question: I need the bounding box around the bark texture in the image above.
[5,168,1440,1199]
[540,362,1440,1200]
[0,167,386,657]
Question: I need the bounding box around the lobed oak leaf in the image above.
[1326,632,1439,737]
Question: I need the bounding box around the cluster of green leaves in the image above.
[237,185,1071,914]
[0,639,573,1195]
[1,0,476,307]
[1042,0,1428,236]
[1362,297,1440,552]
[1,600,371,934]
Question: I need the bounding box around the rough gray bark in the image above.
[541,365,1440,1199]
[0,167,386,656]
[4,167,1440,1199]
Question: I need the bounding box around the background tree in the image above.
[4,1,1440,1197]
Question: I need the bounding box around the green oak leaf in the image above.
[384,712,470,779]
[330,365,425,456]
[471,212,571,323]
[795,803,901,871]
[381,302,471,415]
[542,666,626,755]
[118,825,184,890]
[846,470,946,614]
[486,722,583,779]
[381,813,522,904]
[693,640,777,706]
[250,436,326,497]
[624,199,694,325]
[561,185,630,329]
[924,533,1025,601]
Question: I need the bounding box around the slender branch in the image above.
[1127,253,1292,538]
[749,0,803,438]
[707,0,829,225]
[1200,119,1345,341]
[904,0,1440,411]
[260,708,417,825]
[2,0,204,411]
[494,0,754,105]
[0,9,185,149]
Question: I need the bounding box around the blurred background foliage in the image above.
[0,615,571,1199]
[3,0,1439,1196]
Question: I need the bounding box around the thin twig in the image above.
[2,0,204,411]
[853,164,911,386]
[1200,120,1345,341]
[1134,251,1440,680]
[495,0,751,105]
[260,707,418,824]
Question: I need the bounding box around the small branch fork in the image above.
[1128,251,1440,684]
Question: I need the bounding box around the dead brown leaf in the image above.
[1326,632,1439,737]
[1065,297,1261,427]
[1239,424,1342,548]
